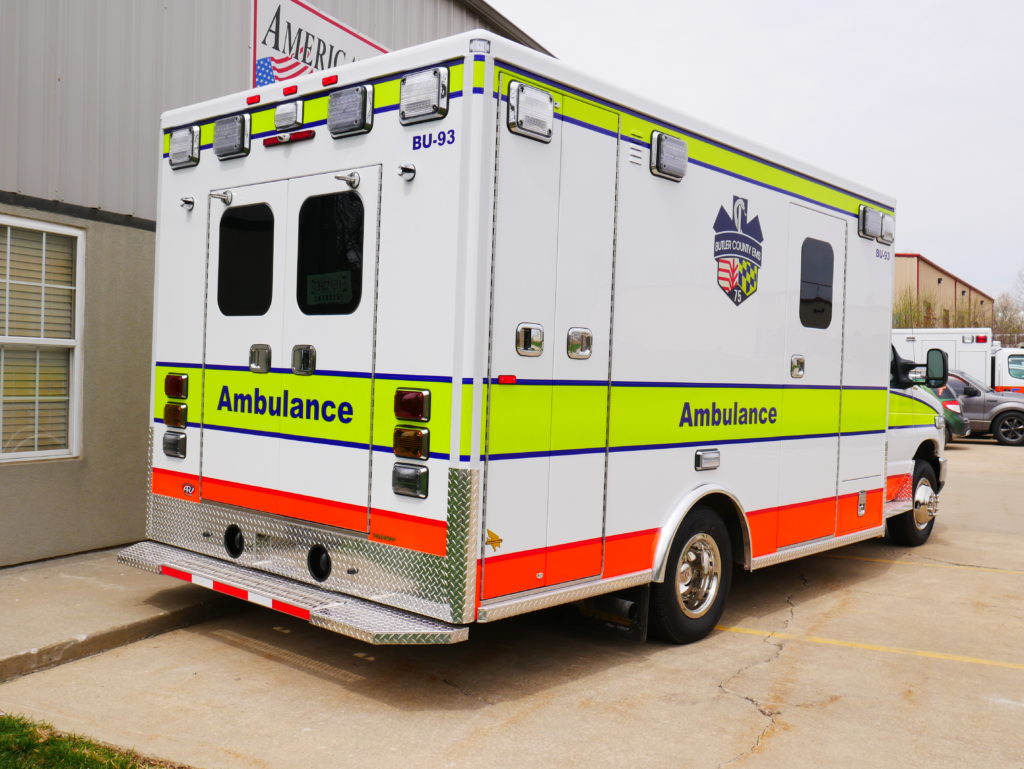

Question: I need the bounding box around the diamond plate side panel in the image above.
[477,570,652,622]
[144,446,481,624]
[118,542,467,644]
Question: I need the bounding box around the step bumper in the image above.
[118,541,469,645]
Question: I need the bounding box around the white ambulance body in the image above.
[893,328,1024,392]
[120,31,946,644]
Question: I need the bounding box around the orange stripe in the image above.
[836,489,883,536]
[369,508,448,557]
[481,549,545,600]
[604,529,658,578]
[201,476,367,532]
[886,473,911,501]
[776,497,836,548]
[152,468,200,503]
[545,538,602,585]
[748,489,885,555]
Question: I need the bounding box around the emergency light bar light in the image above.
[274,101,304,131]
[858,205,882,240]
[168,126,200,169]
[879,213,895,245]
[328,85,374,138]
[213,114,250,160]
[399,68,449,125]
[650,131,688,181]
[507,81,554,143]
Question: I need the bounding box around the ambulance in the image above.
[893,328,1024,393]
[120,30,949,644]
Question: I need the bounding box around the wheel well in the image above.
[697,493,750,570]
[913,440,941,489]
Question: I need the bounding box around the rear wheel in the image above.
[888,459,937,546]
[992,412,1024,446]
[650,506,732,644]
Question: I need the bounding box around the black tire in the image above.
[944,424,952,445]
[992,411,1024,446]
[888,459,937,547]
[650,506,732,644]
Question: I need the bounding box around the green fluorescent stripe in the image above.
[495,66,892,217]
[473,58,486,90]
[887,392,939,428]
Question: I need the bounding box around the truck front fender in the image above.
[652,484,750,582]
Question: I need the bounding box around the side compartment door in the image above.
[778,205,846,546]
[201,182,288,507]
[277,167,381,532]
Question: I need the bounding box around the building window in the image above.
[0,217,84,461]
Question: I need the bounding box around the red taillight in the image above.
[246,94,261,105]
[322,74,338,86]
[943,400,962,414]
[976,335,988,343]
[393,426,430,460]
[394,389,430,421]
[164,373,188,399]
[263,129,316,146]
[283,85,298,96]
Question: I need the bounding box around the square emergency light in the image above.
[393,463,428,498]
[507,81,554,143]
[858,205,883,240]
[328,85,374,138]
[879,213,895,245]
[274,101,304,131]
[650,131,688,181]
[399,68,448,125]
[213,114,251,160]
[168,126,200,169]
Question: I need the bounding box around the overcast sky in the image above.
[487,0,1024,298]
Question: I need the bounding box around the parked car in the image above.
[946,369,1024,446]
[923,383,970,443]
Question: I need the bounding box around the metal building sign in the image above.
[252,0,387,86]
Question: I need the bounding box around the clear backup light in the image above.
[879,213,895,245]
[168,126,200,169]
[650,131,688,181]
[328,85,374,138]
[399,68,449,125]
[213,114,251,160]
[962,335,975,343]
[393,463,428,498]
[858,205,882,240]
[274,100,303,131]
[507,81,554,143]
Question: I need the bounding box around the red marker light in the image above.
[164,373,189,399]
[246,95,261,105]
[283,85,298,96]
[394,389,430,421]
[976,335,988,343]
[263,129,316,147]
[322,74,339,86]
[497,375,517,385]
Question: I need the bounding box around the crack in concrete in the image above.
[440,676,495,705]
[715,570,810,767]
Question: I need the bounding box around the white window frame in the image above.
[0,214,85,462]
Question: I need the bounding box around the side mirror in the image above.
[964,386,980,398]
[925,348,948,388]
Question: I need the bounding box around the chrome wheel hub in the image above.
[912,477,938,529]
[675,532,721,619]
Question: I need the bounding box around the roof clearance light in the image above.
[213,114,251,160]
[650,131,688,181]
[469,38,491,53]
[274,100,304,131]
[879,213,895,245]
[328,85,374,138]
[858,205,882,240]
[168,126,200,169]
[507,81,554,143]
[399,67,449,125]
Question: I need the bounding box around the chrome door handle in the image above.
[249,344,271,373]
[292,345,316,375]
[790,354,805,379]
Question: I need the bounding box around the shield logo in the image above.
[713,196,764,306]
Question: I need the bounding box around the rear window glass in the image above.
[1008,354,1024,381]
[799,238,833,329]
[297,192,364,315]
[218,204,274,316]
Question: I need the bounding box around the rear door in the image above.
[200,169,380,532]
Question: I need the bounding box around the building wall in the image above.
[0,0,538,566]
[893,253,994,328]
[0,201,153,566]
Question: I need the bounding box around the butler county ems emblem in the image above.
[713,196,764,306]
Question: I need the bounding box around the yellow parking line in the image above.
[716,625,1024,670]
[825,554,1024,575]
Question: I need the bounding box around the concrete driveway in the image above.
[1,438,1022,768]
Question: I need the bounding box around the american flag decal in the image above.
[255,55,312,86]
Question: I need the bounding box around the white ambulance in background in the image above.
[120,30,948,645]
[893,328,1024,392]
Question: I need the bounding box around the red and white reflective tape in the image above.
[160,565,311,620]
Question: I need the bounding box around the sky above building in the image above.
[488,0,1023,298]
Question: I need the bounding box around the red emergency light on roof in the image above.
[263,129,316,147]
[322,74,339,86]
[976,335,988,343]
[246,95,261,105]
[283,85,298,96]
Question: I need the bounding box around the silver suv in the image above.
[946,369,1024,446]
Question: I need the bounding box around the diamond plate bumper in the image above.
[119,541,469,645]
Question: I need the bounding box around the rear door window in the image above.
[296,192,364,315]
[217,204,274,316]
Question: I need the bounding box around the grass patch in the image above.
[0,714,192,769]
